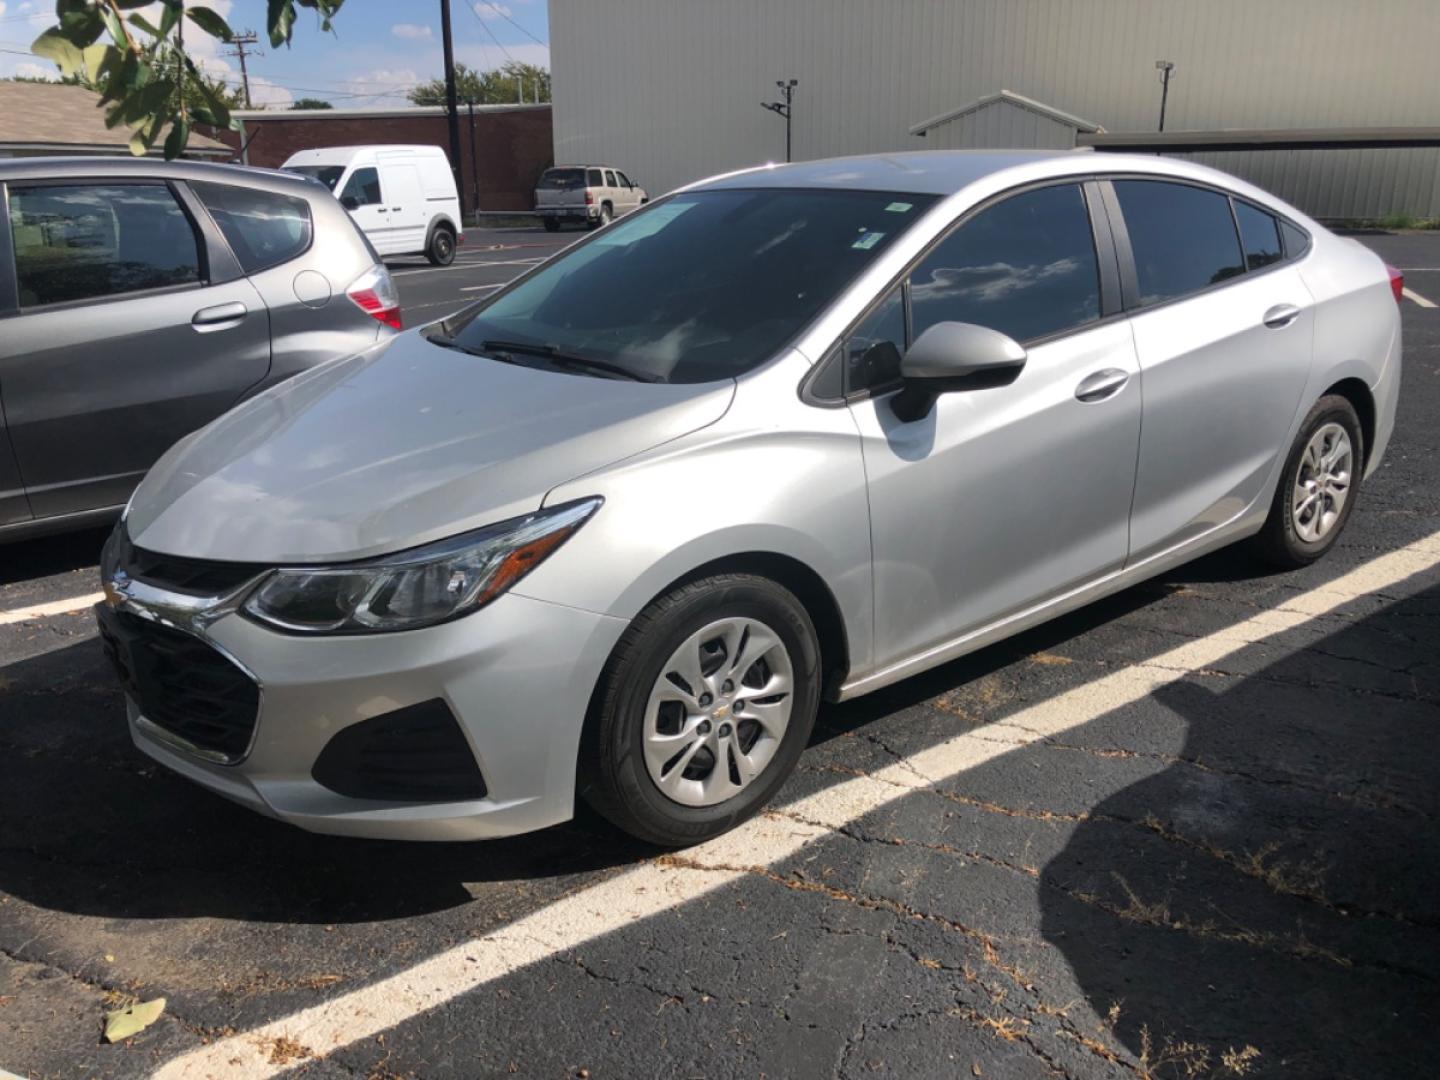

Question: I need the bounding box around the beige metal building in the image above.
[549,0,1440,219]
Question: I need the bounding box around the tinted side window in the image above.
[1113,180,1245,305]
[193,181,313,275]
[1234,201,1283,270]
[339,167,381,207]
[587,168,604,186]
[9,183,200,308]
[616,172,632,187]
[845,287,906,393]
[604,169,617,186]
[1281,220,1310,260]
[909,183,1101,343]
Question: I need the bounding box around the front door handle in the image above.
[1263,303,1302,329]
[1075,368,1130,403]
[191,301,247,332]
[391,206,402,212]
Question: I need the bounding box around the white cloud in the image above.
[391,23,432,40]
[244,76,293,109]
[338,68,422,108]
[471,2,512,20]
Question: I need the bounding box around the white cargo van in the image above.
[282,145,463,265]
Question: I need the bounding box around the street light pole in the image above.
[761,78,798,162]
[1155,60,1175,132]
[467,98,480,219]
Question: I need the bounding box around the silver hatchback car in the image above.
[99,151,1401,846]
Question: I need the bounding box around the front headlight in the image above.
[242,497,601,634]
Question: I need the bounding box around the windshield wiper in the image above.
[478,340,660,383]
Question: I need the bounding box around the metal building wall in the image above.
[924,101,1080,152]
[549,0,1440,218]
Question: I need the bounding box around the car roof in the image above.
[683,149,1297,211]
[0,154,323,196]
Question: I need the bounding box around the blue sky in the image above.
[0,0,552,108]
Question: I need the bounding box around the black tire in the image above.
[586,203,612,231]
[543,217,561,232]
[425,225,456,266]
[579,574,821,847]
[1253,394,1364,569]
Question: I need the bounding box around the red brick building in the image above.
[211,103,553,213]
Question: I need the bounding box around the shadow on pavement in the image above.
[0,525,109,586]
[1039,582,1440,1077]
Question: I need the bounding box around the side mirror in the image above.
[891,321,1026,422]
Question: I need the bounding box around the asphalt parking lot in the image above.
[1,231,1437,1080]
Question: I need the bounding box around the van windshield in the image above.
[538,168,586,191]
[284,165,344,190]
[442,188,938,383]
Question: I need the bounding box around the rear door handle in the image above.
[1075,368,1130,403]
[191,301,247,332]
[1263,303,1302,329]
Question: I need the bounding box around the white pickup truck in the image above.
[535,165,648,231]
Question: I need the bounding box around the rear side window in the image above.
[587,168,603,186]
[9,182,200,307]
[604,169,617,186]
[1234,201,1283,270]
[909,183,1102,344]
[339,167,381,208]
[193,181,313,274]
[1113,180,1245,306]
[1281,220,1311,260]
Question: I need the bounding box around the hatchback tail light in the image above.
[347,265,402,330]
[1386,264,1405,304]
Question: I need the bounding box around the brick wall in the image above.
[207,105,553,212]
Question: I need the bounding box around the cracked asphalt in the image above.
[1,232,1437,1080]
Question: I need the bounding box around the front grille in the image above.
[115,527,267,597]
[97,605,259,761]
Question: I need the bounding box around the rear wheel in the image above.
[543,217,561,232]
[1254,394,1363,568]
[425,225,456,266]
[580,574,821,847]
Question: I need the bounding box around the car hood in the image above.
[126,333,735,563]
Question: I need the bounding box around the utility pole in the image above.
[761,78,797,162]
[467,98,480,218]
[439,0,463,191]
[1155,60,1175,132]
[226,30,261,109]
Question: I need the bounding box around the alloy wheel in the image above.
[1292,422,1353,543]
[642,616,794,807]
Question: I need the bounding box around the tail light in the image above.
[346,265,402,330]
[584,190,594,206]
[1386,264,1405,304]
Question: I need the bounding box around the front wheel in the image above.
[425,226,456,266]
[579,574,821,847]
[1253,394,1364,568]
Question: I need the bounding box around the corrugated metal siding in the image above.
[550,0,1440,217]
[924,100,1079,151]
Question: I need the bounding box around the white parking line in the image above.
[1402,286,1437,308]
[0,593,104,627]
[153,529,1440,1080]
[459,283,505,293]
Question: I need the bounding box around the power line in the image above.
[490,6,546,47]
[467,3,516,65]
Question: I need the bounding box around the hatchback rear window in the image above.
[192,181,313,274]
[538,168,586,190]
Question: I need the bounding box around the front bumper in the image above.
[119,592,626,840]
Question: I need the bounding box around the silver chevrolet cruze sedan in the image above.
[99,150,1401,846]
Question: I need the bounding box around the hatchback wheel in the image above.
[580,574,821,846]
[1255,394,1363,568]
[425,226,456,266]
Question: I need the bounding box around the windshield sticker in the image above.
[884,201,914,213]
[851,231,885,250]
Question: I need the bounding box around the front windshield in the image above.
[444,187,938,383]
[284,164,344,190]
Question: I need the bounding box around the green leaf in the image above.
[98,3,128,47]
[266,0,294,47]
[163,118,190,160]
[127,12,165,39]
[157,0,182,36]
[82,43,115,84]
[114,0,161,8]
[31,29,84,77]
[104,996,166,1040]
[185,6,234,42]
